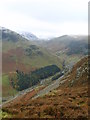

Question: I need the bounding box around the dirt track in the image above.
[32,75,64,99]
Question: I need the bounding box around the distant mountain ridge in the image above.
[37,34,88,54]
[1,27,88,69]
[18,31,38,40]
[0,27,38,41]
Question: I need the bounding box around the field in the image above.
[2,74,17,97]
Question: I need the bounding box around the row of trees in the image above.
[11,65,61,91]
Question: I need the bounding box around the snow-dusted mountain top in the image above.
[18,31,39,41]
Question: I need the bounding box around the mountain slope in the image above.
[2,56,89,119]
[2,27,62,73]
[1,27,62,97]
[40,35,88,53]
[36,35,88,67]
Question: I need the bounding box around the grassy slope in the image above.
[2,74,17,97]
[2,40,62,72]
[2,31,62,97]
[36,35,88,66]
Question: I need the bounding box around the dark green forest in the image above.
[11,65,61,91]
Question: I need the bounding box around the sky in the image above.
[0,0,89,38]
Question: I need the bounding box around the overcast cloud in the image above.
[0,0,88,38]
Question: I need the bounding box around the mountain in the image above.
[1,27,88,119]
[37,35,88,53]
[1,27,27,42]
[36,35,88,66]
[1,27,62,97]
[18,31,38,40]
[2,27,62,73]
[2,56,89,118]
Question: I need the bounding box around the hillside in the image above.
[1,27,62,97]
[39,35,88,53]
[36,35,88,66]
[2,28,61,73]
[2,56,89,119]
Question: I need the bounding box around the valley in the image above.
[2,56,89,119]
[0,27,89,119]
[0,0,89,119]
